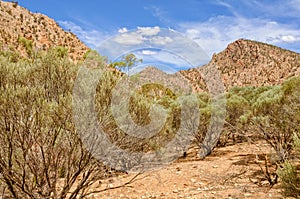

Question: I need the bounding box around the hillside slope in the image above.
[180,39,300,92]
[0,1,89,61]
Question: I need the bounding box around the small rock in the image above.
[261,180,269,186]
[250,178,259,183]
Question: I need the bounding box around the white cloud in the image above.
[113,27,161,46]
[151,36,173,45]
[137,26,160,36]
[281,35,300,43]
[100,27,209,68]
[140,50,157,55]
[118,27,128,33]
[113,27,172,46]
[114,32,145,45]
[180,15,300,56]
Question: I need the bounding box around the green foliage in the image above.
[223,77,300,162]
[277,161,300,198]
[83,49,108,68]
[83,49,99,60]
[252,77,300,161]
[228,76,300,188]
[282,76,300,96]
[253,85,282,114]
[293,132,300,149]
[0,48,20,63]
[226,94,250,120]
[111,53,142,75]
[18,36,33,56]
[0,47,108,198]
[216,90,252,146]
[195,105,211,143]
[123,53,143,67]
[229,85,271,104]
[52,46,68,58]
[277,132,300,198]
[94,73,182,152]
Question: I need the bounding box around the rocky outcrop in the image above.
[180,39,300,92]
[0,1,89,61]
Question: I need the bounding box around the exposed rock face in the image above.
[179,39,300,92]
[0,1,89,61]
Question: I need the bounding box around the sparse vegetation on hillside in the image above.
[180,39,300,92]
[0,1,89,61]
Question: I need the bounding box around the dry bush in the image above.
[94,72,182,153]
[277,133,300,197]
[253,77,300,162]
[0,48,117,198]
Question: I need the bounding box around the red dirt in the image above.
[86,141,284,198]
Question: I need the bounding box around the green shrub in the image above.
[277,132,300,197]
[252,78,300,162]
[18,36,33,56]
[0,47,111,198]
[277,161,300,198]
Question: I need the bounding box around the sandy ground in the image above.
[87,141,284,199]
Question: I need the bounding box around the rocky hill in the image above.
[1,1,299,89]
[0,1,89,61]
[179,39,300,92]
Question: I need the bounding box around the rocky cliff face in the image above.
[180,39,300,92]
[0,1,89,61]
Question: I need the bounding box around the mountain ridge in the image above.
[0,1,89,61]
[179,38,300,92]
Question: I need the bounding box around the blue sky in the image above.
[15,0,300,71]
